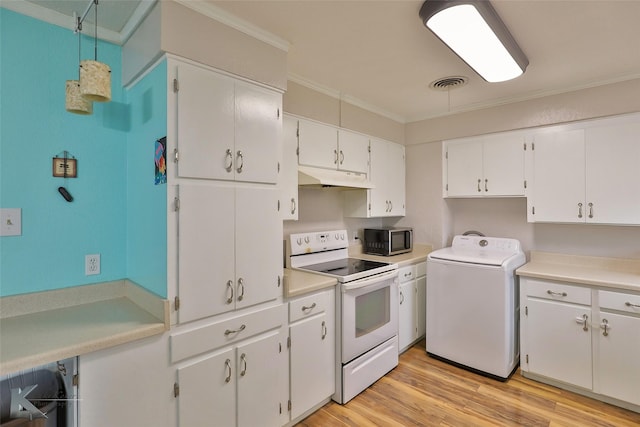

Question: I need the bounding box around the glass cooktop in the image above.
[300,258,391,277]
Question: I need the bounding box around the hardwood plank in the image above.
[296,340,640,426]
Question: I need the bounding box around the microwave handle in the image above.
[342,270,398,291]
[406,229,413,248]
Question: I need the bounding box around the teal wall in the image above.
[125,61,167,297]
[0,9,167,297]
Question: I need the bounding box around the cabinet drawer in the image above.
[398,265,416,284]
[171,304,286,363]
[416,261,427,277]
[289,290,330,323]
[525,279,591,305]
[599,290,640,314]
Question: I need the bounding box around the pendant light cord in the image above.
[94,0,98,61]
[77,17,82,79]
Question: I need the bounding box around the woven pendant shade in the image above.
[79,59,111,102]
[66,80,93,115]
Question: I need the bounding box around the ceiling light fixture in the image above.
[419,0,528,83]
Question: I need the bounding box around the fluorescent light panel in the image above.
[420,1,528,83]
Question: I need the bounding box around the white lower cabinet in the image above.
[398,262,426,353]
[596,291,640,406]
[78,334,175,427]
[172,304,289,427]
[520,277,640,411]
[288,288,336,423]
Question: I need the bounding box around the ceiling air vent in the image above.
[429,76,468,91]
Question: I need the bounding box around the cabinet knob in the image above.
[236,150,244,173]
[578,202,583,219]
[226,280,234,304]
[237,278,245,301]
[588,202,594,219]
[477,179,481,192]
[224,359,232,383]
[240,353,247,377]
[484,178,488,192]
[225,149,233,172]
[291,198,296,215]
[575,314,589,332]
[600,318,610,336]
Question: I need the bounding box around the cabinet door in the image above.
[525,298,592,389]
[530,130,585,223]
[446,140,483,197]
[237,331,285,427]
[398,280,416,352]
[337,129,369,174]
[585,121,640,224]
[386,141,406,216]
[597,311,640,405]
[235,186,282,310]
[176,63,235,181]
[416,274,427,339]
[235,83,281,184]
[178,183,236,323]
[298,119,338,170]
[290,313,335,419]
[368,138,390,217]
[483,134,525,196]
[177,348,235,427]
[280,116,299,220]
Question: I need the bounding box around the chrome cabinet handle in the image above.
[334,149,338,164]
[484,179,488,192]
[225,149,233,172]
[625,301,640,308]
[547,290,567,297]
[291,198,296,215]
[240,353,247,377]
[224,324,246,336]
[575,314,589,331]
[321,320,327,340]
[226,280,234,304]
[399,291,404,304]
[236,150,244,173]
[339,150,344,165]
[578,202,583,218]
[224,359,232,383]
[588,202,594,219]
[301,302,316,312]
[600,318,610,336]
[477,179,481,192]
[389,201,393,212]
[237,278,244,301]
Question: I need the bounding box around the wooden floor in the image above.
[296,340,640,427]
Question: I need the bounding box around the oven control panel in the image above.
[289,229,348,255]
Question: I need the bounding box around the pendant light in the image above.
[79,0,111,102]
[66,16,92,115]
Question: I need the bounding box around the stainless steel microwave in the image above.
[363,227,413,256]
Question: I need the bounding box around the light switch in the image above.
[0,208,22,236]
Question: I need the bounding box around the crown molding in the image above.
[173,0,290,52]
[288,73,406,124]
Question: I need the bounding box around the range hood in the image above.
[298,166,374,189]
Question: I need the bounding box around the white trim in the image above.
[123,53,165,90]
[120,0,157,45]
[173,0,290,52]
[288,73,341,99]
[1,0,121,44]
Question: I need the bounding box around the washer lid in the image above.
[428,235,523,266]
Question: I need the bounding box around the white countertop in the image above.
[0,280,169,375]
[349,243,432,267]
[516,251,640,293]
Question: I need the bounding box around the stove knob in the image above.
[304,236,310,244]
[296,238,302,246]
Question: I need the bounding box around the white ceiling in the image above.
[14,0,640,123]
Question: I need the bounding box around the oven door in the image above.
[341,270,398,363]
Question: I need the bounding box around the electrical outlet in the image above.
[85,254,100,275]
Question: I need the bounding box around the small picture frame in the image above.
[52,157,77,178]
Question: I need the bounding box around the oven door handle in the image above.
[341,270,398,291]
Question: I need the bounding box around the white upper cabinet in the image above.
[298,119,369,174]
[528,129,586,223]
[280,115,299,220]
[174,60,281,184]
[344,138,405,218]
[444,133,525,197]
[528,113,640,225]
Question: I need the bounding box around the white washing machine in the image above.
[426,235,526,380]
